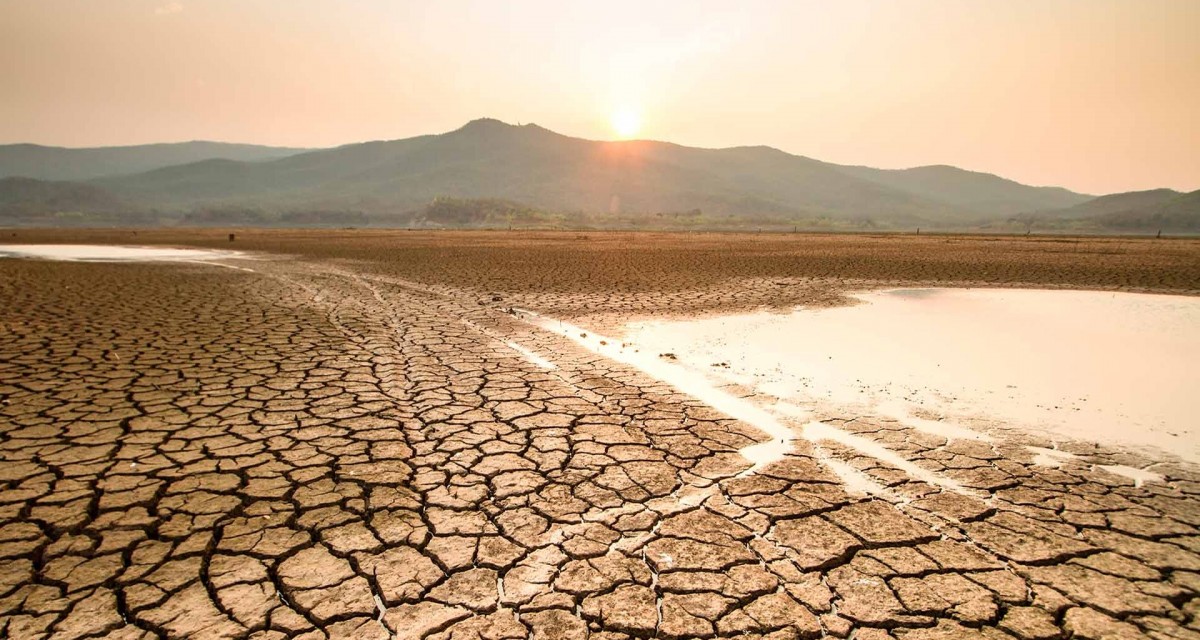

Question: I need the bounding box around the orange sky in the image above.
[1,0,1196,194]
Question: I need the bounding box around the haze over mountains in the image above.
[0,141,310,182]
[1028,189,1200,232]
[1,119,1195,232]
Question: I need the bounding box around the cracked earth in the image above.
[1,231,1199,640]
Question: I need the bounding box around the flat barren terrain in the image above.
[2,230,1199,640]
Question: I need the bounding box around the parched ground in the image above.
[1,230,1200,640]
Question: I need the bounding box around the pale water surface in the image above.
[0,244,249,268]
[625,288,1200,462]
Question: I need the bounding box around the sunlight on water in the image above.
[625,288,1200,462]
[0,244,246,264]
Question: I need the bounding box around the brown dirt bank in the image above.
[5,228,1199,321]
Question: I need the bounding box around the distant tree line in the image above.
[180,207,368,227]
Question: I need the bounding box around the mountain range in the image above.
[1,119,1195,232]
[0,141,309,182]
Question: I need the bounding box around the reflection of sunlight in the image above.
[624,289,1200,463]
[611,107,641,139]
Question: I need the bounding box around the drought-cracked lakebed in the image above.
[2,232,1200,640]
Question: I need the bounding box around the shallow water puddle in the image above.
[801,420,974,495]
[517,308,978,494]
[1097,464,1165,487]
[0,244,251,269]
[625,288,1200,463]
[1026,446,1078,468]
[503,340,557,370]
[875,399,994,442]
[807,445,894,497]
[513,308,796,475]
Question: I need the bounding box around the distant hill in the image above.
[91,119,1090,226]
[0,176,155,225]
[838,164,1091,217]
[1039,189,1182,219]
[1062,190,1199,232]
[0,119,1190,230]
[0,176,127,210]
[0,141,310,181]
[94,120,933,220]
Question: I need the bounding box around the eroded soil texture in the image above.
[2,231,1200,640]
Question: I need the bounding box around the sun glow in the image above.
[611,108,642,139]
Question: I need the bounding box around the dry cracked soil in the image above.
[1,229,1199,640]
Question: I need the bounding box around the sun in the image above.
[611,107,642,139]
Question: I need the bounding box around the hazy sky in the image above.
[2,0,1196,194]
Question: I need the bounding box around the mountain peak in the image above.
[447,118,568,145]
[455,118,516,133]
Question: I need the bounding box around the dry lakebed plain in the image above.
[1,229,1199,640]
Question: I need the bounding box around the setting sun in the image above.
[611,108,642,139]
